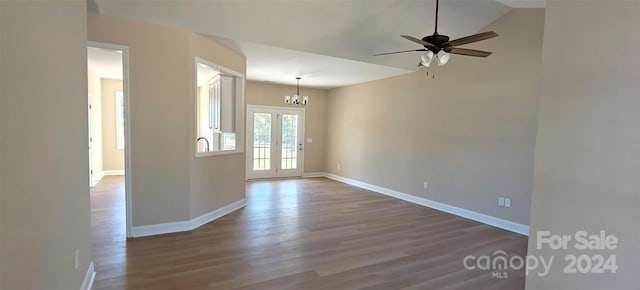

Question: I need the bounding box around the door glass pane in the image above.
[253,113,271,170]
[281,114,298,170]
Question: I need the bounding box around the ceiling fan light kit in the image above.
[420,51,434,67]
[421,50,450,67]
[284,77,308,106]
[375,0,498,68]
[436,50,450,66]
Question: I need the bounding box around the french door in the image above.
[247,105,304,179]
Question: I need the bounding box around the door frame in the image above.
[88,93,94,187]
[245,104,305,180]
[88,41,133,238]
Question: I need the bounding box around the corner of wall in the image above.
[188,34,247,221]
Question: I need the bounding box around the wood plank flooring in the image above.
[91,176,527,289]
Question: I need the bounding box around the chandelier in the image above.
[284,77,308,106]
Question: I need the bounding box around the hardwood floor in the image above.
[91,176,527,289]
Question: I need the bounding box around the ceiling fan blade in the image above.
[401,35,436,49]
[374,49,426,56]
[449,47,492,57]
[449,31,498,47]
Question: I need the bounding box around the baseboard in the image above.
[130,219,191,238]
[90,172,104,188]
[80,261,95,290]
[190,199,247,229]
[103,170,125,176]
[130,199,246,237]
[323,173,529,236]
[91,169,122,187]
[303,172,326,178]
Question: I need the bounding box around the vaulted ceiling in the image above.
[92,0,544,88]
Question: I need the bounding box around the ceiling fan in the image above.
[375,0,498,67]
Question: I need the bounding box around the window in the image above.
[116,91,125,150]
[195,58,244,156]
[252,113,272,170]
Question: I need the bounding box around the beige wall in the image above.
[88,67,104,182]
[1,1,92,289]
[188,33,247,219]
[100,78,125,171]
[325,9,544,225]
[526,2,640,289]
[89,13,247,225]
[89,13,192,226]
[246,81,327,173]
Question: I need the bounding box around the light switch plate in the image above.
[504,198,511,208]
[306,137,313,143]
[498,197,505,207]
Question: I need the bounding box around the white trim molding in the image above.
[90,171,104,188]
[130,199,246,237]
[102,170,125,176]
[80,261,96,290]
[90,170,120,187]
[190,199,246,229]
[302,172,325,178]
[321,173,529,236]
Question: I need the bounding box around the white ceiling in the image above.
[87,46,123,80]
[209,36,410,89]
[93,0,544,89]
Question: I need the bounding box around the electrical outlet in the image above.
[498,197,505,207]
[504,198,511,208]
[423,181,429,189]
[75,249,80,269]
[337,163,341,170]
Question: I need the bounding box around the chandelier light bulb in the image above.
[421,51,434,67]
[436,50,450,66]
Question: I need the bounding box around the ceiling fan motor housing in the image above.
[423,34,451,53]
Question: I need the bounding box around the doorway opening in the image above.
[87,42,132,237]
[246,105,305,179]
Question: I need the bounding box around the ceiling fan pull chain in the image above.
[425,70,436,80]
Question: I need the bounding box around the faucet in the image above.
[196,137,210,152]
